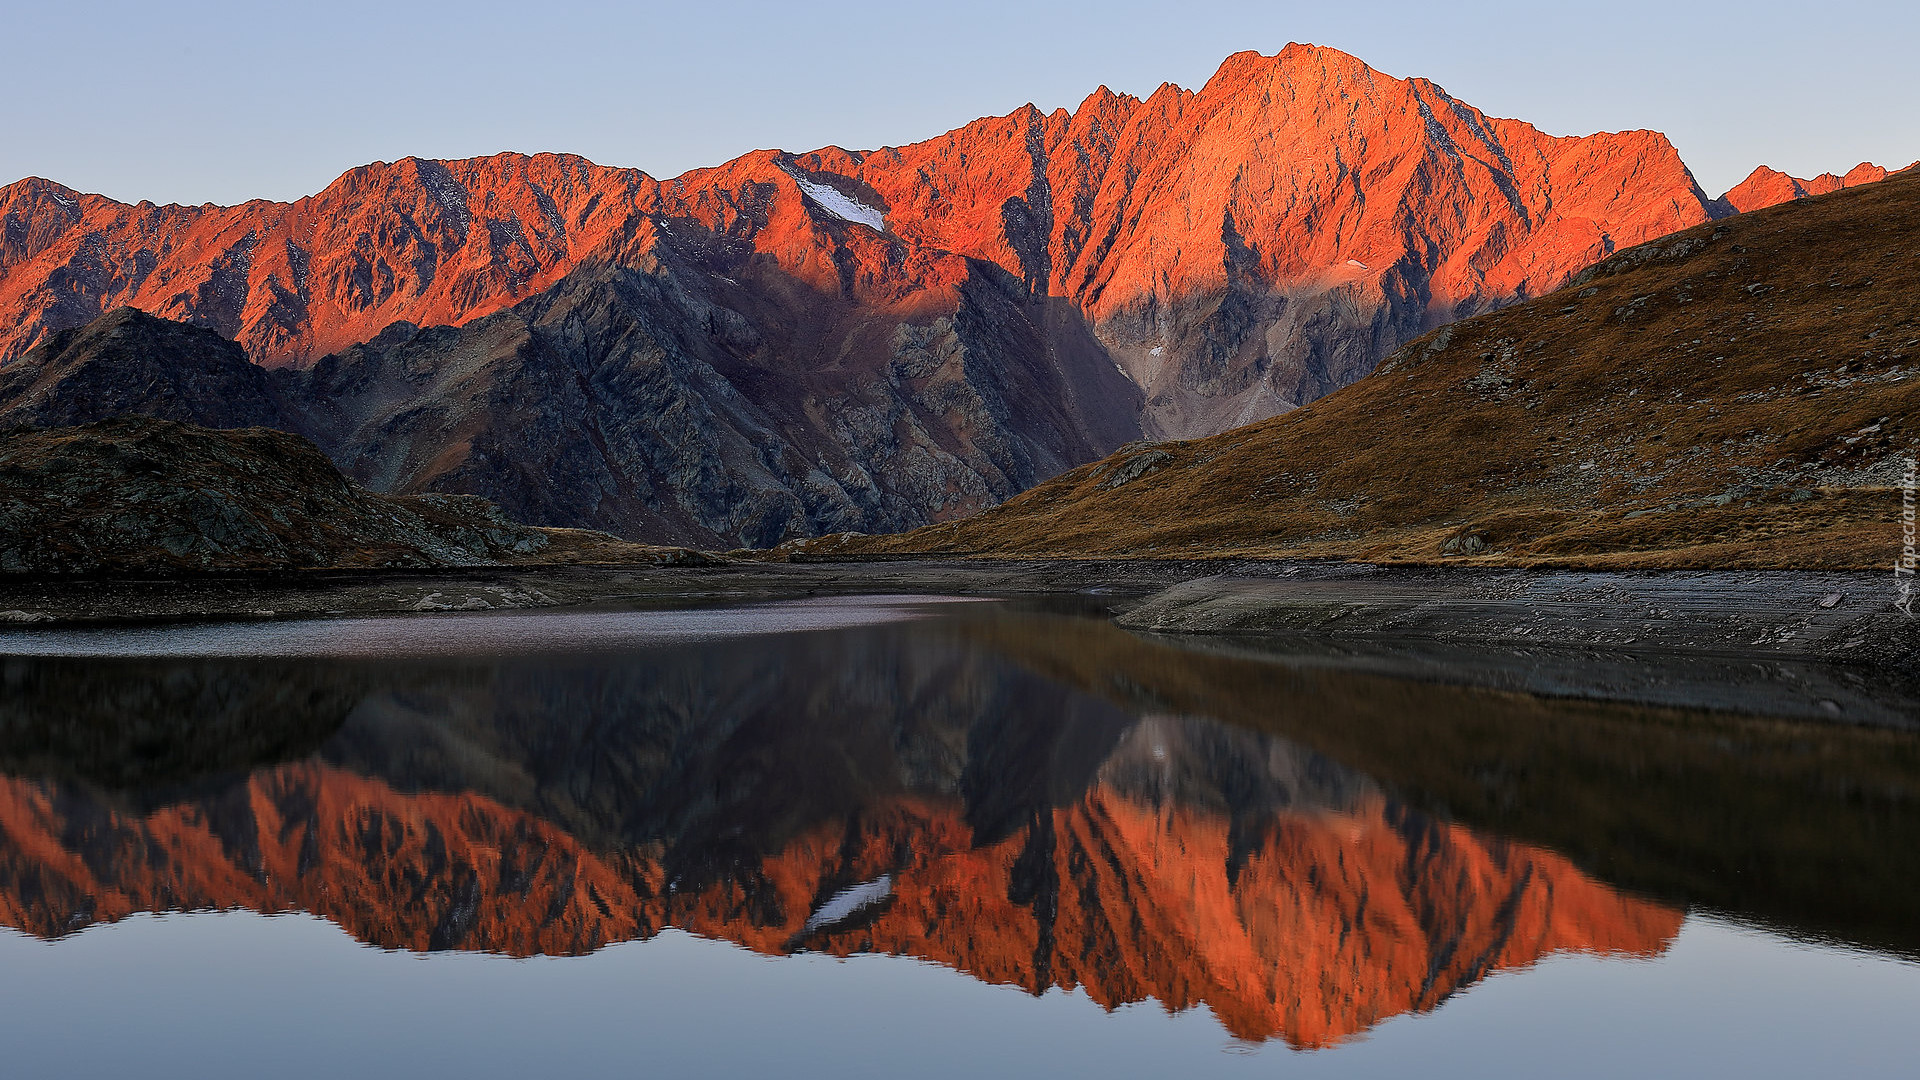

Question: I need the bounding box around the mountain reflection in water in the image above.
[1,601,1916,1051]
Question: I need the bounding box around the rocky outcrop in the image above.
[0,416,555,573]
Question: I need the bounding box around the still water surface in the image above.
[1,597,1915,1077]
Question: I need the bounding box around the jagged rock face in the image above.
[826,45,1722,436]
[0,156,663,367]
[0,416,552,573]
[4,44,1743,447]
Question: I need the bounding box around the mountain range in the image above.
[0,43,1907,546]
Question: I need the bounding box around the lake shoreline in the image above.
[3,559,1914,724]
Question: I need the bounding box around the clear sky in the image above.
[6,0,1915,207]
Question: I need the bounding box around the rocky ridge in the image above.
[0,306,294,431]
[1715,161,1912,215]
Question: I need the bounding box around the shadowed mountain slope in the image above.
[0,263,1141,547]
[282,256,1141,547]
[0,307,294,431]
[0,416,660,574]
[818,168,1920,567]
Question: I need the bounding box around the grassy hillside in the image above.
[815,169,1920,568]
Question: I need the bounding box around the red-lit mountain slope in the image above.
[1,44,1773,442]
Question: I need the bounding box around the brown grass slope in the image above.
[822,169,1920,568]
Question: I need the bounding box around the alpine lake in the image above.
[2,594,1915,1078]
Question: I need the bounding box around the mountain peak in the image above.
[1198,42,1385,98]
[1075,84,1129,109]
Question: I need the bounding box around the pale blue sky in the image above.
[6,0,1915,206]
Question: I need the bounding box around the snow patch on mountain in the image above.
[782,167,886,232]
